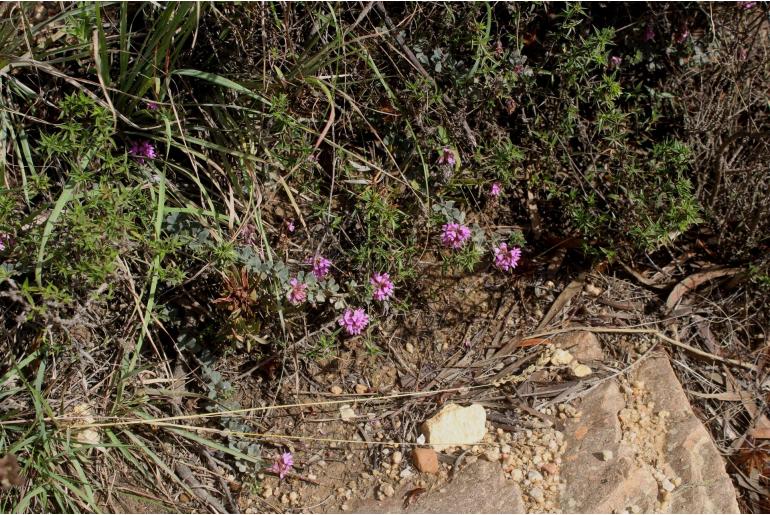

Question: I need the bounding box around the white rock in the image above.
[340,404,356,421]
[391,451,403,465]
[601,450,614,461]
[529,486,545,503]
[380,483,395,498]
[550,349,574,366]
[571,363,593,378]
[661,478,675,492]
[330,385,343,395]
[527,470,544,482]
[406,342,415,354]
[421,403,487,451]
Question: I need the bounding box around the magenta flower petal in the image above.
[493,243,522,272]
[287,278,308,305]
[370,272,395,301]
[338,308,369,335]
[441,222,472,249]
[310,255,332,279]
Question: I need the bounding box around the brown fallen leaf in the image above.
[666,267,742,311]
[535,273,586,332]
[749,415,770,440]
[403,487,426,509]
[0,454,22,489]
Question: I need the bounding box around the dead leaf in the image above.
[0,454,22,489]
[749,415,770,440]
[403,487,426,509]
[536,273,585,331]
[666,268,742,311]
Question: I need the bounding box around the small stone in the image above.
[551,349,574,366]
[661,478,675,492]
[380,483,395,498]
[281,494,290,505]
[330,385,343,395]
[400,467,414,479]
[406,342,415,354]
[289,492,299,502]
[541,463,558,475]
[585,283,602,296]
[673,477,682,487]
[355,384,368,395]
[392,451,403,465]
[510,468,523,481]
[341,504,349,511]
[421,403,487,451]
[529,486,545,504]
[317,460,327,468]
[340,404,356,421]
[571,363,593,378]
[262,486,273,498]
[601,450,614,461]
[483,447,501,462]
[527,470,544,482]
[412,448,439,474]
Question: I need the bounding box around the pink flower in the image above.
[440,222,472,249]
[609,55,622,68]
[146,101,159,110]
[309,255,332,279]
[270,452,294,479]
[643,24,655,42]
[490,182,502,198]
[338,308,369,335]
[493,243,522,272]
[129,140,156,164]
[437,147,456,167]
[285,219,295,233]
[287,278,307,305]
[738,1,756,8]
[675,27,690,44]
[370,272,394,301]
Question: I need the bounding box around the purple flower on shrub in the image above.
[643,24,656,42]
[609,55,622,68]
[437,147,456,167]
[674,27,690,44]
[490,182,502,198]
[338,307,369,335]
[0,232,12,252]
[285,219,295,233]
[738,1,756,8]
[493,243,522,272]
[270,452,294,479]
[146,101,159,110]
[441,222,471,249]
[370,272,394,301]
[287,278,307,305]
[129,140,156,164]
[309,255,332,279]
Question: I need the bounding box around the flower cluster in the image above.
[129,140,156,164]
[441,222,472,249]
[493,243,522,272]
[338,307,369,335]
[437,147,456,167]
[287,278,308,305]
[270,452,294,479]
[370,272,394,301]
[310,255,332,279]
[490,182,502,198]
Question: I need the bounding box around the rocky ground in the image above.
[231,269,752,514]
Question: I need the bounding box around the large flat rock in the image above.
[559,332,739,514]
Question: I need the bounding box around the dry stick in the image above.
[3,327,755,432]
[528,326,758,372]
